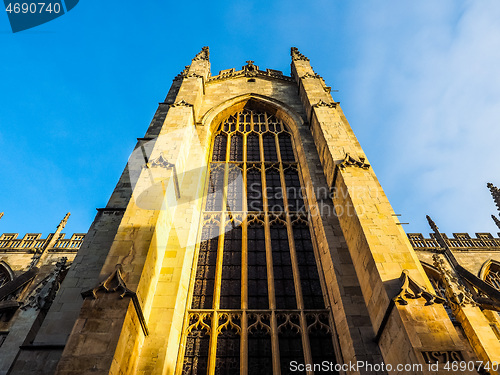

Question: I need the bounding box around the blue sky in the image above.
[1,0,499,238]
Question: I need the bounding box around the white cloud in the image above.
[343,0,500,235]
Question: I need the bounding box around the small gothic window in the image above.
[422,263,455,323]
[0,262,13,288]
[483,261,500,291]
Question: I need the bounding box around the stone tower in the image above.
[9,47,500,375]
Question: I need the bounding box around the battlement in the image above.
[0,233,85,252]
[207,63,295,83]
[408,232,500,251]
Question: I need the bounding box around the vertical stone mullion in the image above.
[241,218,248,310]
[270,312,281,375]
[276,132,305,311]
[208,312,219,375]
[299,311,314,375]
[276,123,313,372]
[240,311,248,375]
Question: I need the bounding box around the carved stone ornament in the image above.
[394,269,446,305]
[170,99,193,108]
[81,264,134,299]
[192,46,209,61]
[338,153,370,170]
[144,154,181,199]
[291,47,310,61]
[300,72,321,79]
[146,154,175,169]
[81,264,149,335]
[22,257,67,310]
[313,99,337,108]
[433,255,476,307]
[207,67,293,83]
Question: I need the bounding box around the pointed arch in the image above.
[0,261,14,288]
[201,93,305,137]
[178,101,338,374]
[479,259,500,291]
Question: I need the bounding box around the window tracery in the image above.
[180,108,336,374]
[484,262,500,291]
[0,262,13,289]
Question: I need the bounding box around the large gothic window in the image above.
[180,108,337,375]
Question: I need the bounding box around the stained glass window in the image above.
[181,108,337,374]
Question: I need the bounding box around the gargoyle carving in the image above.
[81,264,149,335]
[300,72,321,79]
[394,269,446,306]
[81,264,134,299]
[313,99,337,108]
[170,99,193,108]
[338,153,370,170]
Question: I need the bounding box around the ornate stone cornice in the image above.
[207,68,294,83]
[291,47,309,61]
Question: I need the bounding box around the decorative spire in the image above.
[487,182,500,213]
[29,212,71,269]
[0,212,3,220]
[192,46,209,61]
[56,212,71,232]
[426,215,440,236]
[426,215,459,268]
[291,47,309,61]
[492,214,500,230]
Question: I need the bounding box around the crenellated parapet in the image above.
[408,232,500,252]
[207,62,295,83]
[0,233,85,252]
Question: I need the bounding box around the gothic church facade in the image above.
[1,47,500,375]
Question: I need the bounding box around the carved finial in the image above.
[291,47,309,61]
[426,215,439,233]
[57,212,71,232]
[193,46,210,61]
[426,215,449,250]
[243,60,258,75]
[492,215,500,230]
[487,182,500,213]
[0,212,3,220]
[432,255,476,307]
